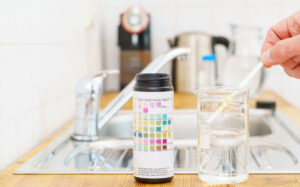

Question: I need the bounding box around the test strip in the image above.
[207,63,263,123]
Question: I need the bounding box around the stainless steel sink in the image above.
[100,110,273,139]
[15,109,300,174]
[249,116,272,136]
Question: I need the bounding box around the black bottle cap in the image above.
[134,73,173,92]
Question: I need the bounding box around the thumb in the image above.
[261,34,300,67]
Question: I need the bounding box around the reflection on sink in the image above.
[249,117,272,136]
[15,109,300,174]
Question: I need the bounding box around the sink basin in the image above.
[100,110,273,139]
[249,117,272,136]
[15,109,300,174]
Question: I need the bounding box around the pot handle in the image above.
[168,36,179,48]
[211,36,230,52]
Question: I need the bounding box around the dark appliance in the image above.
[118,6,151,89]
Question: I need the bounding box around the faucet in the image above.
[72,70,119,141]
[72,47,191,141]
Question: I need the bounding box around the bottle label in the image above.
[133,91,174,178]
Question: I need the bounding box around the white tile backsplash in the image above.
[0,0,86,44]
[0,0,101,171]
[102,41,120,91]
[142,0,179,8]
[33,93,74,139]
[246,4,281,33]
[281,1,300,19]
[29,44,88,107]
[0,93,74,170]
[0,45,33,123]
[176,6,212,34]
[0,110,37,170]
[148,7,177,40]
[0,44,87,124]
[211,5,248,36]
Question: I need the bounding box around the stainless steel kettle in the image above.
[168,32,230,92]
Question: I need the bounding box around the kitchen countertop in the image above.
[1,90,300,187]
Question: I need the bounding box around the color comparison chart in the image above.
[133,98,173,152]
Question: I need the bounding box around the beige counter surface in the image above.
[0,90,300,187]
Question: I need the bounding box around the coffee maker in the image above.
[118,6,151,89]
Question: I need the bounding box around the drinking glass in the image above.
[196,86,249,184]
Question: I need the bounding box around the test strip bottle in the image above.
[133,73,174,183]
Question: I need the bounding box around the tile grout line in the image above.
[0,91,74,127]
[0,41,88,46]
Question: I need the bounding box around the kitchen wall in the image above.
[1,0,299,173]
[0,0,102,171]
[97,0,300,108]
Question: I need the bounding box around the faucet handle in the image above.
[96,69,119,77]
[75,70,119,95]
[72,69,119,142]
[90,70,119,95]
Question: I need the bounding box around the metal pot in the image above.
[168,32,230,92]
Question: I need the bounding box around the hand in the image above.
[261,10,300,78]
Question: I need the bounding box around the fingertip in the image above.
[263,63,272,68]
[261,49,272,63]
[260,58,272,68]
[261,49,274,68]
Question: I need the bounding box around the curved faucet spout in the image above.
[97,47,191,131]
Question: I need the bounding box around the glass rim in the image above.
[195,86,249,94]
